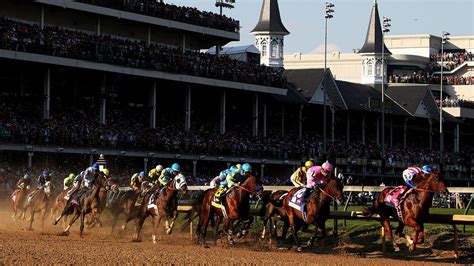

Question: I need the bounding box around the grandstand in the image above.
[0,0,472,192]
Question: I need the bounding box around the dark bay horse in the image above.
[363,171,448,252]
[197,174,263,246]
[261,190,289,240]
[131,174,187,243]
[23,181,55,230]
[283,178,344,252]
[53,172,109,236]
[11,182,30,220]
[107,188,139,234]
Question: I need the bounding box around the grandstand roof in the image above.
[251,0,289,35]
[284,69,325,99]
[358,1,391,55]
[208,45,260,55]
[386,85,440,120]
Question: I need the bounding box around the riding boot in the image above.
[303,188,312,203]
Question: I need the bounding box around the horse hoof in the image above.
[306,241,312,247]
[121,225,126,231]
[296,246,303,252]
[409,245,415,253]
[57,231,69,236]
[394,247,400,253]
[131,239,142,243]
[228,240,235,246]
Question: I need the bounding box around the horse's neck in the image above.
[162,188,178,201]
[411,180,435,208]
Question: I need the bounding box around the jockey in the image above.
[210,166,236,188]
[130,171,146,191]
[63,173,75,191]
[158,163,181,187]
[290,161,314,187]
[37,169,51,188]
[82,163,100,188]
[64,173,83,200]
[226,163,252,190]
[17,173,32,189]
[148,165,164,184]
[402,165,432,189]
[303,161,333,202]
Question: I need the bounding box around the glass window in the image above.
[262,42,267,57]
[271,40,278,58]
[367,61,373,75]
[376,61,382,76]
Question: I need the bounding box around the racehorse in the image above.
[131,174,187,243]
[107,187,139,234]
[363,171,449,252]
[53,172,109,236]
[261,190,289,241]
[11,182,30,220]
[23,181,55,230]
[283,178,344,252]
[197,174,263,246]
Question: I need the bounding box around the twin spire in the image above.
[251,0,289,36]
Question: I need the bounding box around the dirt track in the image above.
[0,201,471,265]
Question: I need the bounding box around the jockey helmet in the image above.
[171,163,181,173]
[304,161,314,168]
[155,165,164,172]
[68,173,75,179]
[42,169,50,176]
[421,165,433,174]
[242,163,252,173]
[230,166,237,172]
[23,174,31,180]
[74,174,81,181]
[236,164,242,169]
[102,169,109,176]
[322,161,333,172]
[92,163,99,170]
[139,171,145,177]
[131,173,139,181]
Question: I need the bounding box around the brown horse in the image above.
[363,171,449,252]
[261,190,289,240]
[11,182,30,220]
[131,174,187,243]
[107,188,139,234]
[23,181,55,230]
[283,178,344,252]
[197,174,264,246]
[53,172,109,236]
[51,190,68,221]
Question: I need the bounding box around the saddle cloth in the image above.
[211,187,226,208]
[288,188,306,211]
[384,186,406,206]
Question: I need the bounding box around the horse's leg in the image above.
[287,211,301,252]
[307,222,319,247]
[132,209,147,242]
[405,217,421,252]
[213,215,221,244]
[165,211,177,235]
[152,214,162,244]
[79,211,86,237]
[198,206,212,246]
[61,210,80,236]
[382,218,399,252]
[27,208,34,231]
[223,218,234,245]
[316,221,327,248]
[416,224,424,244]
[111,211,119,234]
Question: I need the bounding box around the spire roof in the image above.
[358,1,391,54]
[251,0,289,35]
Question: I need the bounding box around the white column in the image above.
[362,114,366,145]
[298,104,303,140]
[404,118,407,148]
[43,67,50,120]
[27,152,33,168]
[263,103,267,138]
[260,164,265,178]
[185,87,191,131]
[149,82,157,129]
[97,16,101,35]
[281,105,285,137]
[253,95,259,137]
[376,116,380,146]
[216,41,221,57]
[193,160,197,177]
[40,6,44,30]
[99,75,106,124]
[346,113,350,142]
[220,90,226,134]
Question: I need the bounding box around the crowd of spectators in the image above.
[0,18,285,88]
[430,51,474,72]
[77,0,240,32]
[435,97,474,109]
[389,73,473,85]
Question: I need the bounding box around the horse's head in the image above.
[422,171,449,196]
[241,174,264,198]
[324,177,344,205]
[95,172,109,189]
[43,181,54,197]
[171,173,187,192]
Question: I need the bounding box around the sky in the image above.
[169,0,474,54]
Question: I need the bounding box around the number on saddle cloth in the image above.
[288,188,306,211]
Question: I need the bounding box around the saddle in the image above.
[211,187,229,219]
[384,186,413,223]
[288,188,309,222]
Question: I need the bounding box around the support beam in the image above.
[193,160,197,177]
[346,113,350,142]
[185,87,191,131]
[220,90,226,135]
[281,105,285,137]
[27,152,33,168]
[376,116,380,146]
[43,67,50,120]
[298,104,303,140]
[20,71,25,96]
[149,82,157,129]
[144,157,148,173]
[182,33,186,53]
[454,124,460,153]
[260,164,265,178]
[216,41,221,57]
[263,103,267,138]
[429,119,433,150]
[97,16,101,35]
[362,115,366,145]
[390,119,393,147]
[404,118,408,148]
[147,26,151,46]
[253,95,259,137]
[99,74,106,124]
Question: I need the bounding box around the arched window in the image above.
[262,42,267,57]
[279,40,284,58]
[271,40,278,58]
[363,63,367,76]
[376,61,382,76]
[367,61,373,75]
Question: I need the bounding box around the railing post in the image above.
[333,199,338,236]
[343,191,353,227]
[462,194,473,233]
